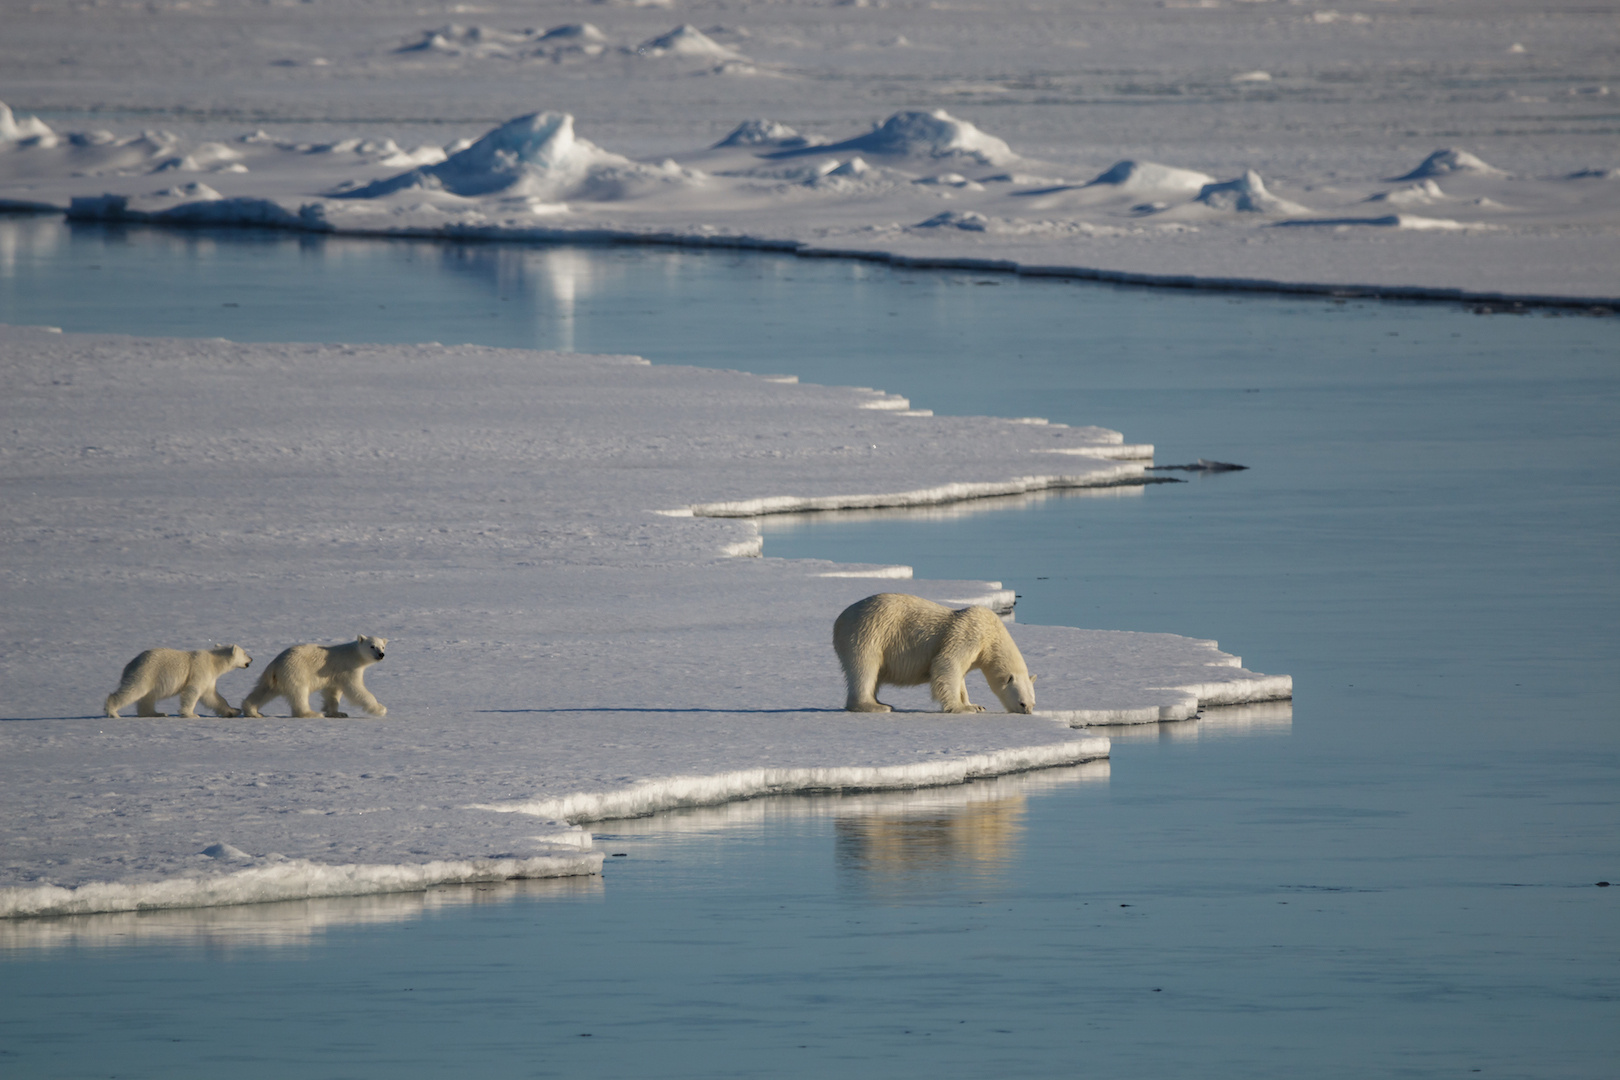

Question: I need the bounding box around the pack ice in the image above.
[0,326,1287,917]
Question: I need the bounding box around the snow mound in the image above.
[818,110,1015,166]
[400,24,537,56]
[0,102,55,144]
[714,119,814,149]
[1085,160,1215,195]
[1392,149,1505,181]
[1194,170,1309,215]
[540,24,608,56]
[399,23,608,59]
[915,210,991,231]
[333,112,699,202]
[151,142,245,174]
[1367,178,1445,206]
[637,25,745,60]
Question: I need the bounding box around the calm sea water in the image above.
[1,219,1616,1079]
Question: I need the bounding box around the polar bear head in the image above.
[990,668,1036,715]
[356,635,388,662]
[213,643,252,669]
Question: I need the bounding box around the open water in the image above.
[0,219,1616,1078]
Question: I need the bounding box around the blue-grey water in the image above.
[0,218,1616,1079]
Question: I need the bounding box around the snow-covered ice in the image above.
[0,0,1616,302]
[0,326,1286,917]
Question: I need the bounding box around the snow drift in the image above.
[788,109,1016,166]
[334,111,699,202]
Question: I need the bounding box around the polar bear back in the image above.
[834,593,1030,688]
[113,645,249,694]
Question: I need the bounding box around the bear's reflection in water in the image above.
[835,796,1026,891]
[830,762,1110,896]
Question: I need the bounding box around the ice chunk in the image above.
[1391,149,1506,181]
[714,119,812,149]
[636,25,746,61]
[1367,179,1445,206]
[1085,160,1216,195]
[539,23,607,43]
[333,112,695,202]
[811,110,1016,166]
[0,102,55,144]
[915,210,990,231]
[1193,170,1309,215]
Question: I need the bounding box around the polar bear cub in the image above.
[240,635,388,718]
[104,644,253,718]
[833,593,1036,714]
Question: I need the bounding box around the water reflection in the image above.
[0,875,601,954]
[602,763,1110,897]
[1105,699,1294,742]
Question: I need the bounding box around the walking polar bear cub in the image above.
[834,593,1036,714]
[241,635,389,718]
[104,645,253,718]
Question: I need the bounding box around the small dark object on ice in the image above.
[1598,881,1611,887]
[1148,458,1249,473]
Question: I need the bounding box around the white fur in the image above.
[240,635,389,718]
[104,645,253,718]
[833,593,1036,714]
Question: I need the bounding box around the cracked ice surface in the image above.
[0,326,1286,915]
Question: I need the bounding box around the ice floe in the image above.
[0,325,1287,916]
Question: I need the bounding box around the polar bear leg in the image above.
[177,687,203,718]
[842,655,892,712]
[321,687,349,719]
[136,692,169,717]
[240,680,275,718]
[337,674,386,718]
[105,687,138,718]
[201,686,239,718]
[930,659,984,713]
[284,680,319,718]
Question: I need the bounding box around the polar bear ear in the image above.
[1030,673,1037,682]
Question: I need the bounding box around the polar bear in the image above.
[240,635,388,718]
[104,644,252,718]
[833,593,1036,714]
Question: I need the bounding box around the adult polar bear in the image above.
[241,635,388,718]
[834,593,1036,714]
[104,644,252,718]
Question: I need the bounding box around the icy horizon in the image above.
[2,0,1616,303]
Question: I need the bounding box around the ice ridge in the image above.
[473,740,1111,823]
